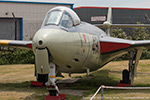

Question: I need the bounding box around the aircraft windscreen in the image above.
[60,12,73,28]
[45,10,63,26]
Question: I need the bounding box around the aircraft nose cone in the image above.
[32,29,52,48]
[32,28,80,71]
[32,28,67,52]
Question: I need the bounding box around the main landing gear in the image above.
[119,50,143,87]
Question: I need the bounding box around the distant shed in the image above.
[74,6,150,24]
[74,6,150,35]
[0,0,73,40]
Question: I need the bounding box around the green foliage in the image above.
[112,28,127,39]
[0,48,34,65]
[132,22,150,40]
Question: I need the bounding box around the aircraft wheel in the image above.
[122,69,131,84]
[37,74,48,85]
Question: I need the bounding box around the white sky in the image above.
[63,0,150,8]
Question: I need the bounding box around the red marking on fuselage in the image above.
[83,34,87,43]
[100,42,130,53]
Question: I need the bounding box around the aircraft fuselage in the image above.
[32,6,129,74]
[33,22,104,73]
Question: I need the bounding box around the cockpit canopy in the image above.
[42,6,81,28]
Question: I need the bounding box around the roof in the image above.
[74,6,150,11]
[0,0,74,6]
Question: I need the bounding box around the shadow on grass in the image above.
[68,69,119,90]
[0,81,44,91]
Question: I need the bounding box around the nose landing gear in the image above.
[45,62,66,100]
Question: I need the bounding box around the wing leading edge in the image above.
[0,40,32,49]
[100,37,150,54]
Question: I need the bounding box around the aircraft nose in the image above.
[32,29,51,48]
[32,28,67,55]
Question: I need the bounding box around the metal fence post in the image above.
[101,86,104,100]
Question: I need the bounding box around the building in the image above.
[0,0,73,40]
[74,7,150,26]
[74,7,150,36]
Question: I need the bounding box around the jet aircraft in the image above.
[1,6,150,96]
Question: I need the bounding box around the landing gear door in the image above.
[35,48,50,74]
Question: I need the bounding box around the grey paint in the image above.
[0,18,20,40]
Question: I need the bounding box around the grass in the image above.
[0,65,46,100]
[1,60,150,100]
[66,94,82,100]
[80,60,150,100]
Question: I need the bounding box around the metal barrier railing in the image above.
[90,85,150,100]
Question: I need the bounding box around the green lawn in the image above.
[0,60,150,100]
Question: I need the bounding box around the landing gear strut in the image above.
[120,50,143,85]
[45,62,66,100]
[46,62,60,96]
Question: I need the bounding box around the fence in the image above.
[90,85,150,100]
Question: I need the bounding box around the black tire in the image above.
[37,74,48,85]
[122,69,131,84]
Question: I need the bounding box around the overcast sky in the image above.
[64,0,150,8]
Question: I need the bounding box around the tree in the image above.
[132,22,150,40]
[112,28,127,39]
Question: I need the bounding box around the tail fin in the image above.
[107,6,112,24]
[103,6,112,36]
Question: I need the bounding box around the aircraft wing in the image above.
[0,40,32,49]
[100,37,150,54]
